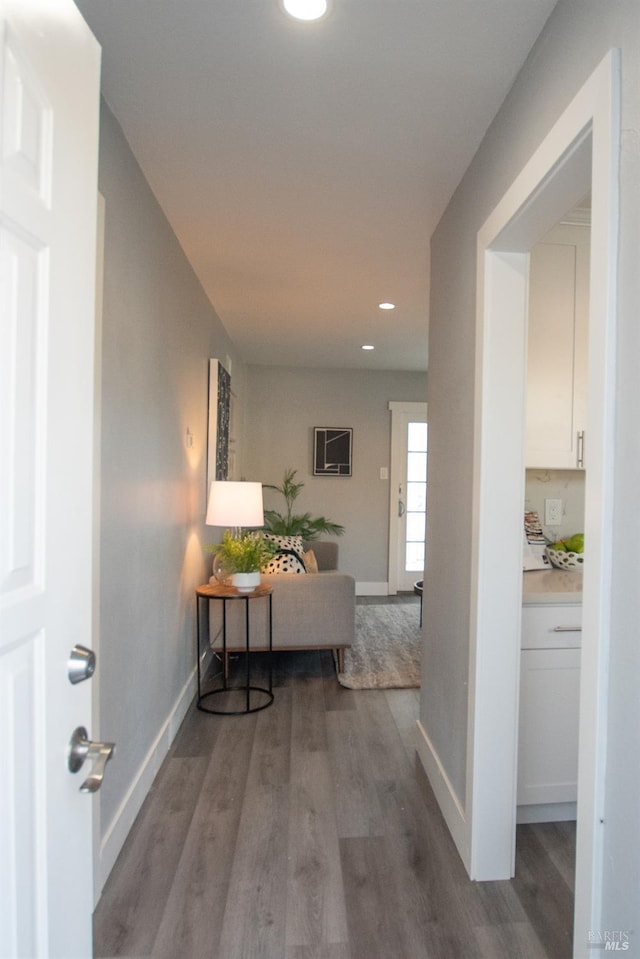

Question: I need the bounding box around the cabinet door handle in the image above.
[552,625,582,632]
[576,430,585,468]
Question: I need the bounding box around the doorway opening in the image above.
[514,202,591,932]
[388,402,428,594]
[466,50,619,952]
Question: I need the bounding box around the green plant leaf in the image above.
[262,468,345,541]
[204,530,278,572]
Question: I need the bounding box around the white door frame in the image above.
[388,401,427,594]
[467,49,619,953]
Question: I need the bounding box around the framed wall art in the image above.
[207,358,231,488]
[313,427,352,477]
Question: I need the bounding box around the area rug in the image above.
[337,604,422,689]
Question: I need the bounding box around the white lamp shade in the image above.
[205,481,264,528]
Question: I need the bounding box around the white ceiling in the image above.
[75,0,557,371]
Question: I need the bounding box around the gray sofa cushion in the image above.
[302,539,338,571]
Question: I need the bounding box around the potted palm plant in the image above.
[206,530,278,593]
[263,468,344,541]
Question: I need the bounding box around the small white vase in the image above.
[232,571,261,593]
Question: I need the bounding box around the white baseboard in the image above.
[517,801,577,823]
[415,719,470,872]
[356,581,389,596]
[96,667,197,896]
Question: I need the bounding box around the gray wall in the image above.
[97,101,246,851]
[244,365,427,587]
[423,0,639,935]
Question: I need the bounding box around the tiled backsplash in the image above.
[524,469,586,542]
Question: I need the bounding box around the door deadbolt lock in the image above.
[68,727,115,793]
[68,644,96,684]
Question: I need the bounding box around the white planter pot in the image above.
[232,571,261,593]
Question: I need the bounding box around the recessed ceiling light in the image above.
[282,0,328,21]
[378,302,395,310]
[362,344,375,351]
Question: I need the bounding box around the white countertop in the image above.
[522,568,583,605]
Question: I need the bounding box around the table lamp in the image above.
[205,481,268,591]
[205,481,264,536]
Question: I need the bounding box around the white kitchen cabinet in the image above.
[517,603,582,811]
[518,647,581,806]
[520,602,582,649]
[526,222,590,469]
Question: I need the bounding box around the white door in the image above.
[388,402,427,593]
[0,3,101,956]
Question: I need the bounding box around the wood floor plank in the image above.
[414,923,484,959]
[170,700,222,758]
[341,831,484,959]
[285,751,349,950]
[320,653,357,712]
[528,821,577,893]
[324,711,385,839]
[411,759,531,929]
[286,944,351,959]
[339,836,408,959]
[290,675,328,756]
[374,777,459,926]
[384,688,420,761]
[512,825,574,959]
[322,678,358,712]
[273,649,326,686]
[246,685,292,787]
[217,783,290,959]
[474,921,549,959]
[149,713,258,959]
[374,777,506,958]
[93,754,209,958]
[353,689,414,782]
[286,664,348,950]
[454,875,531,932]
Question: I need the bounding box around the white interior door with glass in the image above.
[0,3,102,956]
[388,402,428,593]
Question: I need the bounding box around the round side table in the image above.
[195,582,274,715]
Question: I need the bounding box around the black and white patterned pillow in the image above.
[263,533,304,553]
[262,534,306,575]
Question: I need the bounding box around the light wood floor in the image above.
[94,602,575,959]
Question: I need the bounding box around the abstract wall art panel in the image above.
[207,358,231,488]
[313,427,352,476]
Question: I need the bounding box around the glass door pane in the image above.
[405,422,428,573]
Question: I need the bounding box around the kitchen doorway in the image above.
[515,204,590,929]
[466,50,618,952]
